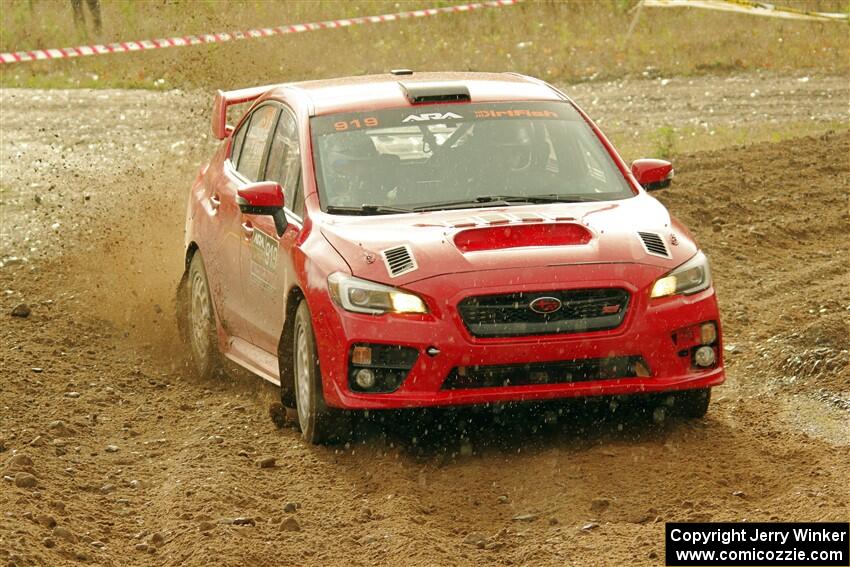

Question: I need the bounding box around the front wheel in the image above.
[674,388,711,418]
[293,300,352,444]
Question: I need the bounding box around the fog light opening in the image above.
[693,346,716,368]
[354,368,376,389]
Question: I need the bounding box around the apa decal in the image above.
[402,112,463,123]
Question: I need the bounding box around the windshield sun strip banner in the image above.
[310,102,577,136]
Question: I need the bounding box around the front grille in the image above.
[442,356,645,390]
[457,288,629,338]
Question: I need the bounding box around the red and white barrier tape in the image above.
[642,0,848,22]
[0,0,522,65]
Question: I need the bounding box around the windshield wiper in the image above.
[412,194,601,212]
[413,196,511,212]
[325,204,413,216]
[504,193,604,204]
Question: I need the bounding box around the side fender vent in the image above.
[382,245,417,277]
[638,231,671,258]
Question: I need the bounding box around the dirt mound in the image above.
[656,131,849,398]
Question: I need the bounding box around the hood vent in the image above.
[638,231,671,258]
[382,245,417,278]
[399,81,470,104]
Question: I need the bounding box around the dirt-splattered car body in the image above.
[180,71,724,417]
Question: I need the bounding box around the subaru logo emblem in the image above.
[529,296,562,314]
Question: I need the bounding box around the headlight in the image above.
[650,251,712,298]
[327,272,428,315]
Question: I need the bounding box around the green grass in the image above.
[0,0,847,90]
[651,125,676,160]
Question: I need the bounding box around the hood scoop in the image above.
[382,245,417,277]
[637,231,671,258]
[454,222,592,253]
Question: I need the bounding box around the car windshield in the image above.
[311,101,634,214]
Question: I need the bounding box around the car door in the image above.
[240,104,304,354]
[215,103,280,343]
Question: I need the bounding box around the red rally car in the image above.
[178,71,724,444]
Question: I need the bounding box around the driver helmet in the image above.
[471,120,534,171]
[324,131,380,176]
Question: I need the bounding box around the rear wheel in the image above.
[293,300,352,444]
[674,388,711,418]
[186,253,223,379]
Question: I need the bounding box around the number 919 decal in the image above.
[334,117,379,131]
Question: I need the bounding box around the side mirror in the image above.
[631,159,674,191]
[237,181,287,236]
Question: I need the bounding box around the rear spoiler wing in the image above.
[211,84,281,140]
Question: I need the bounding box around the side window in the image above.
[264,108,302,208]
[236,105,278,182]
[230,119,248,167]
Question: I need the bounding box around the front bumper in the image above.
[310,263,725,410]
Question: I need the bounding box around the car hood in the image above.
[319,194,698,285]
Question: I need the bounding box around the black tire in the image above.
[185,253,223,380]
[292,300,352,444]
[674,388,711,418]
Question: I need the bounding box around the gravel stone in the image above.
[36,514,56,528]
[53,526,77,543]
[11,303,31,318]
[7,453,34,470]
[463,532,488,547]
[14,472,38,488]
[590,498,610,514]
